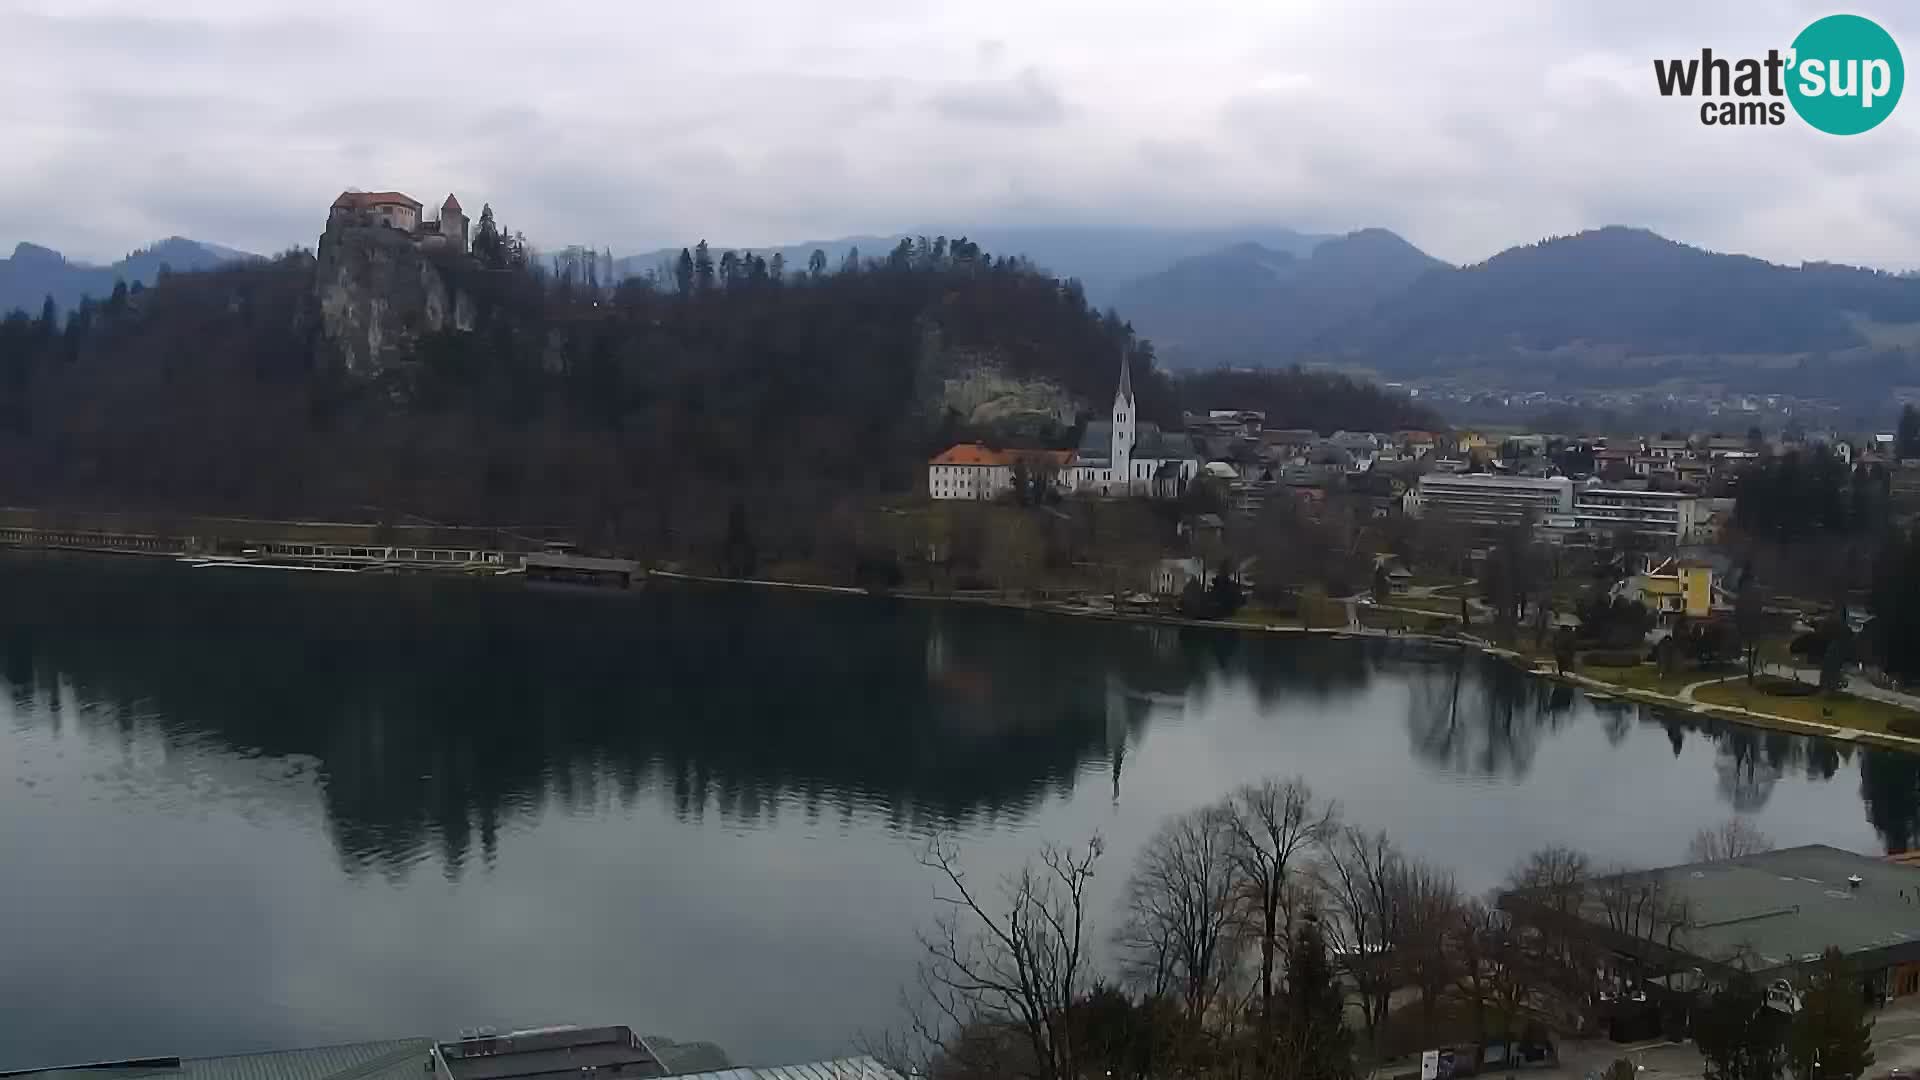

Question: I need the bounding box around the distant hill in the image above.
[1111,228,1447,368]
[615,224,1331,303]
[0,237,257,317]
[1320,227,1920,360]
[1293,227,1920,401]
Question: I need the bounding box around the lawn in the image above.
[1691,678,1920,734]
[1387,595,1470,617]
[1360,607,1452,633]
[1586,661,1726,698]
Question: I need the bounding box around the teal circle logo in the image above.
[1787,14,1903,134]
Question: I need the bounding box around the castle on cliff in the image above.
[328,190,469,253]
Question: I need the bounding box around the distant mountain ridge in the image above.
[0,237,258,317]
[615,224,1332,303]
[1292,227,1920,401]
[1111,228,1447,366]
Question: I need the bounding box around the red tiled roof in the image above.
[930,444,1009,467]
[442,194,462,211]
[332,190,423,211]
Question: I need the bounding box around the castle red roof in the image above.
[442,194,462,212]
[332,190,422,211]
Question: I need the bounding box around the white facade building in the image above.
[1407,473,1705,546]
[928,444,1013,501]
[1572,488,1706,544]
[1406,474,1577,523]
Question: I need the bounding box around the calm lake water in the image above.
[2,554,1916,1068]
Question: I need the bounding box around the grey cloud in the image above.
[927,68,1068,127]
[3,1,1920,270]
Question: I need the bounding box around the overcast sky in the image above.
[5,0,1919,268]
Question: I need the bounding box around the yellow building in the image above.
[1636,558,1714,618]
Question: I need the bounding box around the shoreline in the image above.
[5,544,1915,756]
[648,568,1920,756]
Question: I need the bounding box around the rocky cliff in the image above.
[314,222,474,375]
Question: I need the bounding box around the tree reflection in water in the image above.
[1,553,1917,873]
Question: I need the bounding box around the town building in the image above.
[925,445,1072,501]
[1621,556,1715,619]
[1500,845,1920,1004]
[1406,473,1577,524]
[1069,355,1200,497]
[330,190,470,253]
[1572,487,1706,544]
[928,443,1012,500]
[1408,474,1705,546]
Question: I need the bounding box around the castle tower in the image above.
[1110,351,1135,494]
[440,194,469,253]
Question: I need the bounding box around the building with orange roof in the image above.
[928,445,1076,501]
[329,190,470,253]
[929,443,1015,501]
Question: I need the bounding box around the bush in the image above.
[1752,675,1817,698]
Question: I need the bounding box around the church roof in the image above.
[442,194,463,211]
[1115,353,1134,405]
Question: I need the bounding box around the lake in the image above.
[1,554,1914,1068]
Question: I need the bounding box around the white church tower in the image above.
[1110,352,1135,494]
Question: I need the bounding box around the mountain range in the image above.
[0,237,255,317]
[614,224,1332,303]
[12,223,1920,405]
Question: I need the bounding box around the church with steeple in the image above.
[1067,352,1200,497]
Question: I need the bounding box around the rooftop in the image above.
[929,443,1007,467]
[668,1059,901,1080]
[332,191,423,211]
[437,1026,662,1080]
[2,1040,433,1080]
[1509,844,1920,976]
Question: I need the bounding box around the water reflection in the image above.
[1,554,1917,878]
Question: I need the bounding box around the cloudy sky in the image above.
[4,0,1919,268]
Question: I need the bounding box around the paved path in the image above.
[1773,664,1920,712]
[1676,674,1744,703]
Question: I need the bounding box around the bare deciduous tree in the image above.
[1319,826,1404,1041]
[1452,899,1534,1070]
[1225,776,1338,1023]
[1395,856,1464,1038]
[1590,865,1693,999]
[908,833,1104,1080]
[1687,818,1775,863]
[1118,805,1246,1026]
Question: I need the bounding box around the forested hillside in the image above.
[1172,367,1438,433]
[0,236,1173,557]
[1320,227,1920,360]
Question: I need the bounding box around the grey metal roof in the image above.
[1560,845,1920,975]
[665,1059,901,1080]
[6,1041,435,1080]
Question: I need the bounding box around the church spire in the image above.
[1116,350,1134,406]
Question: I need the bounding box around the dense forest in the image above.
[0,228,1170,555]
[1171,366,1438,432]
